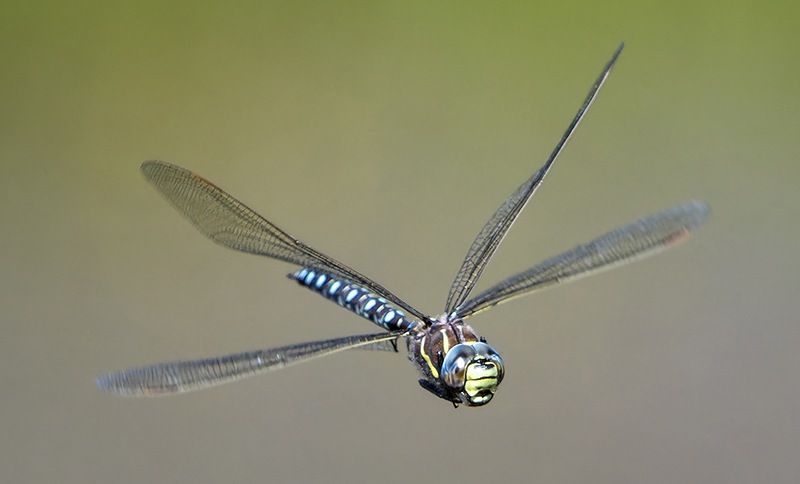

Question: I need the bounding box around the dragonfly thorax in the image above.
[410,319,505,406]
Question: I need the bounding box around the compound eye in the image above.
[472,342,505,383]
[440,344,476,390]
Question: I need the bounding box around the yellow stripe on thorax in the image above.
[418,335,439,379]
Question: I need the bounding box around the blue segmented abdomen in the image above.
[291,268,420,332]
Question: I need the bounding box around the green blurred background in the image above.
[2,1,798,483]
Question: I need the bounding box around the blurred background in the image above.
[1,1,798,483]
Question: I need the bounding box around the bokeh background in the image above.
[2,1,798,483]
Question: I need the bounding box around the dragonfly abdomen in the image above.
[291,268,420,332]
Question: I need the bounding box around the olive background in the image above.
[2,2,798,483]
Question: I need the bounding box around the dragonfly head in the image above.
[440,342,505,406]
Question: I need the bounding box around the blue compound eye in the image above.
[440,344,476,390]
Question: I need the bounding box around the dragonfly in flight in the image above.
[97,44,708,406]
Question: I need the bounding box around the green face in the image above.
[440,342,505,406]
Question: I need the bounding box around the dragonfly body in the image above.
[292,267,503,405]
[97,43,709,407]
[408,318,504,406]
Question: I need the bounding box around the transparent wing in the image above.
[141,161,427,322]
[96,330,406,396]
[454,201,709,319]
[444,43,624,315]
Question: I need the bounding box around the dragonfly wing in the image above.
[97,330,407,396]
[141,161,427,322]
[444,43,625,314]
[455,201,709,319]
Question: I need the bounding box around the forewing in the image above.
[455,201,709,319]
[96,330,406,396]
[444,43,625,314]
[141,161,426,321]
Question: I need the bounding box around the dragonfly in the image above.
[96,43,708,407]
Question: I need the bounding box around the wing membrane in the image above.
[455,201,709,319]
[96,330,406,396]
[444,43,624,314]
[141,161,427,322]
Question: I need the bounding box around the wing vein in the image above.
[96,331,407,396]
[444,43,625,314]
[455,201,709,319]
[141,161,427,322]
